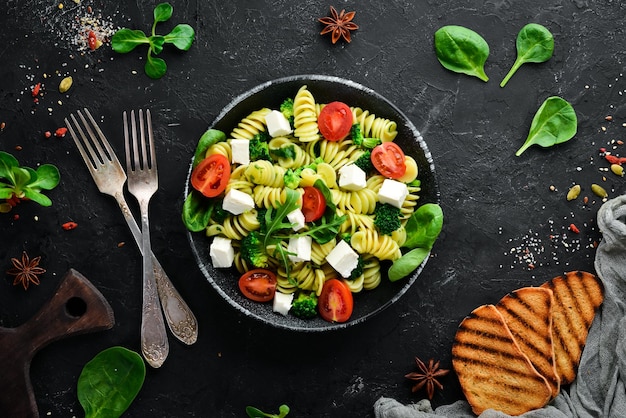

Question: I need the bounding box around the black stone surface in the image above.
[1,0,625,417]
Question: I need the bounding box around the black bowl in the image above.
[185,75,439,332]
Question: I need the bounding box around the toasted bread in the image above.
[541,271,604,384]
[496,287,560,398]
[452,304,552,416]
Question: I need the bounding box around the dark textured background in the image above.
[1,0,625,416]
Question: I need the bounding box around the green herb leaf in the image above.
[500,23,554,87]
[388,247,431,282]
[182,190,214,232]
[246,404,290,418]
[389,203,443,282]
[402,203,444,249]
[111,29,149,54]
[153,3,173,24]
[29,164,60,190]
[193,129,227,167]
[164,24,196,50]
[23,188,52,206]
[149,35,166,55]
[434,25,490,82]
[145,52,167,79]
[0,151,19,180]
[515,96,577,156]
[77,346,146,418]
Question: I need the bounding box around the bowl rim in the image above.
[184,74,439,332]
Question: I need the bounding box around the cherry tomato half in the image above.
[318,101,353,141]
[191,154,231,198]
[371,142,407,179]
[318,278,354,323]
[302,186,326,222]
[238,269,277,302]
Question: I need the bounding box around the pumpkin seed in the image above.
[59,76,73,93]
[566,184,581,201]
[591,183,608,198]
[610,164,624,177]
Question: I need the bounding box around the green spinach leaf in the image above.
[388,203,443,282]
[77,346,145,418]
[500,23,554,87]
[515,96,577,156]
[182,190,215,232]
[193,129,227,167]
[434,25,490,82]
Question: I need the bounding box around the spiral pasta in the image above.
[293,86,320,143]
[230,108,271,139]
[351,107,398,142]
[351,229,402,261]
[244,160,286,187]
[206,210,260,240]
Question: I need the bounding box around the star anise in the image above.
[6,251,46,290]
[318,6,359,44]
[405,357,450,400]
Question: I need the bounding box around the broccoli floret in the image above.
[291,291,318,319]
[283,168,301,189]
[249,132,271,161]
[256,208,268,234]
[374,203,402,235]
[280,98,295,126]
[351,124,382,149]
[241,231,269,268]
[353,150,374,173]
[340,232,352,243]
[349,256,364,280]
[270,145,297,160]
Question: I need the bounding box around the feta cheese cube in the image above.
[377,179,409,209]
[222,189,255,215]
[209,236,234,268]
[264,110,293,137]
[325,240,359,278]
[273,291,294,316]
[287,209,306,231]
[230,139,250,165]
[338,164,367,191]
[288,236,312,263]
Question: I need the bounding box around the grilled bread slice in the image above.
[496,287,560,398]
[452,304,552,416]
[541,271,604,384]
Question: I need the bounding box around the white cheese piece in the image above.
[230,139,250,165]
[377,178,409,209]
[209,236,234,268]
[222,189,255,215]
[287,208,306,231]
[288,236,312,263]
[338,163,367,191]
[325,240,359,278]
[265,110,293,137]
[273,291,294,316]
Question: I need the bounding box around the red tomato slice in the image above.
[191,154,231,197]
[318,101,353,141]
[238,269,277,302]
[318,279,353,323]
[302,186,326,222]
[371,142,407,179]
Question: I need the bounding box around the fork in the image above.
[123,109,169,368]
[65,109,198,347]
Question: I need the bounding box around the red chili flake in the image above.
[12,214,19,221]
[54,127,68,138]
[62,221,78,230]
[14,145,22,151]
[599,147,607,153]
[88,30,98,50]
[605,154,626,165]
[31,82,41,97]
[0,122,5,131]
[44,131,52,138]
[569,223,580,234]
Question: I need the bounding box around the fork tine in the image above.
[123,110,131,171]
[65,113,98,178]
[81,108,121,166]
[146,109,156,170]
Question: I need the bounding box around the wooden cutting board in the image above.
[0,269,115,418]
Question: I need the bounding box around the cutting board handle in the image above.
[0,268,115,418]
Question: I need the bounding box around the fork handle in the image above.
[115,192,198,345]
[138,199,169,368]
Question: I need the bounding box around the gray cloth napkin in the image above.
[375,194,626,418]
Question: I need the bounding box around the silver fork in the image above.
[65,109,198,347]
[124,109,168,368]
